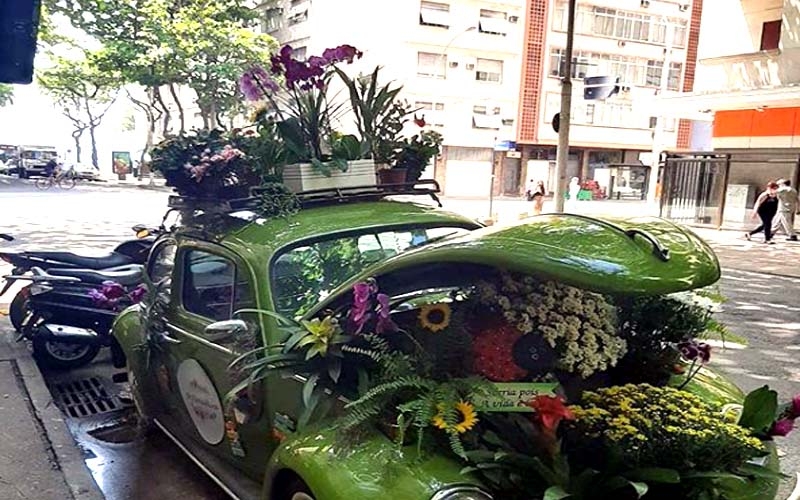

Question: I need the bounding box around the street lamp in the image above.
[646,17,675,206]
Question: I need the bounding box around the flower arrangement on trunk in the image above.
[229,270,795,500]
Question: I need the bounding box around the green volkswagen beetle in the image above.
[113,192,780,500]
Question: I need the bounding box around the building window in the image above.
[554,3,687,47]
[417,52,447,78]
[479,9,508,35]
[667,62,682,91]
[420,1,450,28]
[293,46,307,60]
[760,20,781,50]
[287,1,309,25]
[475,58,503,82]
[585,103,595,124]
[415,101,445,126]
[262,7,283,32]
[672,20,688,47]
[645,59,662,86]
[501,118,514,126]
[549,49,590,79]
[473,105,487,114]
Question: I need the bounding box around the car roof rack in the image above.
[167,179,443,212]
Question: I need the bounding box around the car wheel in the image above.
[280,478,315,500]
[31,339,100,370]
[9,287,30,332]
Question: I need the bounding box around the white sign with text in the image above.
[177,359,225,445]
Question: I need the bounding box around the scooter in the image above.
[0,225,158,331]
[5,264,143,369]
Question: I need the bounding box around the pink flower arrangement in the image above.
[88,281,147,313]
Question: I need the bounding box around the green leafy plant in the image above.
[256,182,301,219]
[392,130,443,182]
[335,65,415,164]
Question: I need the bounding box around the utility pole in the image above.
[647,17,675,206]
[553,0,577,213]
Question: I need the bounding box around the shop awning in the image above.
[651,85,800,118]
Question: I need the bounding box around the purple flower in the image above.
[307,55,327,68]
[240,66,278,101]
[375,293,397,334]
[88,288,109,308]
[322,44,363,65]
[791,394,800,419]
[677,340,711,363]
[129,285,147,304]
[348,281,375,332]
[769,418,795,437]
[101,281,127,300]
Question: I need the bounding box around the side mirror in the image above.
[204,319,249,343]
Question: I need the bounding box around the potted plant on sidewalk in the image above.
[391,129,443,183]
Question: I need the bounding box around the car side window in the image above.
[147,241,177,289]
[182,250,251,322]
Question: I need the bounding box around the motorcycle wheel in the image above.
[32,339,100,370]
[9,287,30,332]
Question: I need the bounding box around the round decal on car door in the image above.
[177,359,225,445]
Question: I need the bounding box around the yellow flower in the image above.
[454,401,479,433]
[418,303,452,332]
[432,404,448,430]
[431,401,479,434]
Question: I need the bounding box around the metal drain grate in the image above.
[50,377,122,418]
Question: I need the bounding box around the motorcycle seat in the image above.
[48,265,143,286]
[20,251,132,270]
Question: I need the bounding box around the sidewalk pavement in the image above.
[0,327,103,500]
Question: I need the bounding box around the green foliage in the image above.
[613,294,715,385]
[229,122,287,182]
[393,130,443,181]
[256,182,301,219]
[334,65,414,164]
[738,386,779,437]
[0,84,13,107]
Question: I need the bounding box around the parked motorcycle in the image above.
[0,225,158,331]
[4,264,143,369]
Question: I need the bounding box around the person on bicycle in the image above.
[44,158,59,178]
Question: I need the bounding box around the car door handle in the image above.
[159,331,182,344]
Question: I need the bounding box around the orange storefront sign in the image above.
[714,107,800,138]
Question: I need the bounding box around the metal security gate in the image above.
[660,154,730,227]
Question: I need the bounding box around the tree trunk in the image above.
[72,131,83,163]
[154,85,171,137]
[88,125,99,169]
[168,83,185,134]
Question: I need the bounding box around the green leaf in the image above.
[682,472,748,483]
[302,374,319,408]
[283,329,312,353]
[625,467,681,484]
[297,388,321,430]
[736,463,787,480]
[543,486,571,500]
[629,481,648,498]
[738,386,779,432]
[328,357,342,383]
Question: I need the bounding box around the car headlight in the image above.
[431,485,493,500]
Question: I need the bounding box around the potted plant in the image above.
[334,65,415,171]
[150,129,258,200]
[391,129,443,183]
[240,44,376,192]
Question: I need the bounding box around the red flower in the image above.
[414,113,426,127]
[472,322,527,382]
[526,395,574,432]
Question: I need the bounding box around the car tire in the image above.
[9,288,30,332]
[280,478,315,500]
[31,339,100,370]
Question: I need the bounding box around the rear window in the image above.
[271,226,471,317]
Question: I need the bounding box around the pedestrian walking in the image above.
[746,181,780,244]
[771,178,798,241]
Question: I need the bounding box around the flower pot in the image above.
[283,159,377,193]
[377,168,408,186]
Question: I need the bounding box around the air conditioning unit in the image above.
[449,61,459,68]
[679,4,690,12]
[508,15,519,23]
[618,40,626,47]
[466,63,475,70]
[640,0,650,6]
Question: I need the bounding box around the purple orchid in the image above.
[349,281,376,333]
[769,418,795,437]
[129,285,147,304]
[677,340,711,363]
[791,394,800,419]
[101,281,127,300]
[88,288,109,308]
[375,293,397,334]
[240,66,279,101]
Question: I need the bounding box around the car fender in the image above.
[263,426,481,500]
[112,306,145,364]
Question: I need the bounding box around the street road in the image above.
[0,179,797,497]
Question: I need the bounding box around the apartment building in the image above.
[257,0,525,197]
[504,0,701,200]
[651,0,800,226]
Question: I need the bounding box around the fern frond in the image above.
[345,375,431,408]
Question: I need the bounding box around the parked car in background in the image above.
[16,145,58,178]
[69,163,102,181]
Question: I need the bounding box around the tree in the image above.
[0,84,13,107]
[37,53,119,166]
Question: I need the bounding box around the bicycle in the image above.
[35,169,77,190]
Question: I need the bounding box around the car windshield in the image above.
[271,225,472,317]
[22,150,57,160]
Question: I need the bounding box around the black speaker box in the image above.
[0,0,42,84]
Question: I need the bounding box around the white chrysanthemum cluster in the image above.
[476,272,627,378]
[668,290,723,314]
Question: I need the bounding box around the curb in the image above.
[5,339,104,500]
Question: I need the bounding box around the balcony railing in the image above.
[695,49,787,92]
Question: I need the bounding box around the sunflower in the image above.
[418,303,452,332]
[431,401,479,434]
